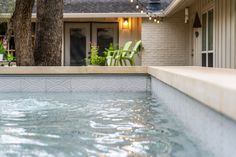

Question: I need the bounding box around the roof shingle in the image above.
[63,0,173,13]
[0,0,173,14]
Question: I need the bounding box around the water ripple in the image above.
[0,92,213,157]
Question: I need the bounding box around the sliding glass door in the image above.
[92,23,118,55]
[64,23,118,66]
[65,23,90,66]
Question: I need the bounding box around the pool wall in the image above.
[151,78,236,157]
[0,66,236,157]
[0,75,150,92]
[148,66,236,121]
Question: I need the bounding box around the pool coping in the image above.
[0,66,148,75]
[0,66,236,122]
[148,66,236,122]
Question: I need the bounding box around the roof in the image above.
[64,0,171,13]
[64,0,173,13]
[0,0,173,14]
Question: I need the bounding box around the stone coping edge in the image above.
[0,66,148,75]
[148,66,236,121]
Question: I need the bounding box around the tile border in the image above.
[0,75,149,93]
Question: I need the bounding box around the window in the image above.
[97,28,114,55]
[70,28,87,66]
[202,9,214,67]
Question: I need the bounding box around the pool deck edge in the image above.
[148,66,236,121]
[0,66,148,75]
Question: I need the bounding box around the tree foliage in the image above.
[0,0,15,23]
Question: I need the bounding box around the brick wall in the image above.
[141,11,190,66]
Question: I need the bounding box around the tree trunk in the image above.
[34,0,63,66]
[12,0,35,66]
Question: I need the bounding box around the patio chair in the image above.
[121,40,142,66]
[106,41,132,66]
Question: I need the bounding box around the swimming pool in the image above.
[0,67,236,157]
[0,92,213,157]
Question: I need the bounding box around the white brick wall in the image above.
[141,11,190,66]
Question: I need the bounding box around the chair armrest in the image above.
[120,50,132,57]
[107,50,118,56]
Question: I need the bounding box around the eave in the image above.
[0,12,161,19]
[163,0,195,16]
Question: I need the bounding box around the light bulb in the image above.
[130,0,134,3]
[149,16,152,20]
[136,4,139,9]
[123,18,129,29]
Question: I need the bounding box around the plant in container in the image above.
[90,43,106,66]
[0,42,6,61]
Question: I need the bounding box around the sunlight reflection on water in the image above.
[0,92,213,157]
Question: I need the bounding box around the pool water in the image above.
[0,92,213,157]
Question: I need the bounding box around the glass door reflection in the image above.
[92,23,118,56]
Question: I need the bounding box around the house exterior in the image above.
[0,0,235,68]
[0,0,170,66]
[142,0,236,68]
[60,0,171,66]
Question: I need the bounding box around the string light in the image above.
[129,0,163,24]
[140,9,144,13]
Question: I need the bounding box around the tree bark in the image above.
[34,0,63,66]
[12,0,35,66]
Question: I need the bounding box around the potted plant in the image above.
[89,44,106,66]
[0,42,6,61]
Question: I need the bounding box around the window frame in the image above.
[201,8,215,67]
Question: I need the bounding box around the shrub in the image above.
[90,45,106,66]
